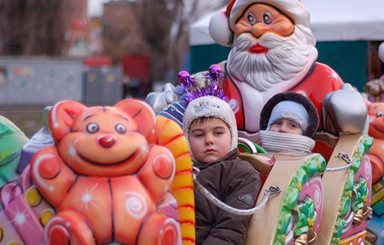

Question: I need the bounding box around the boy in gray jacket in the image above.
[183,96,262,245]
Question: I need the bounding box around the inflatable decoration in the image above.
[318,135,372,245]
[243,151,326,245]
[0,115,29,187]
[366,101,384,184]
[0,162,55,244]
[365,101,384,244]
[0,110,55,244]
[17,106,55,173]
[0,99,195,245]
[155,115,195,245]
[236,132,372,245]
[363,42,384,245]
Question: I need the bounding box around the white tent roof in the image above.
[190,0,384,45]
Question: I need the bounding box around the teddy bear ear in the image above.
[114,99,157,143]
[48,100,87,142]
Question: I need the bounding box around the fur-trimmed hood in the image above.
[259,92,319,139]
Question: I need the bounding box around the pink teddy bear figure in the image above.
[31,99,181,245]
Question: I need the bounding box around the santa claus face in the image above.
[234,4,294,40]
[227,3,317,92]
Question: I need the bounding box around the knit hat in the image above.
[209,0,310,47]
[183,96,238,152]
[158,101,186,128]
[266,100,309,131]
[260,92,319,139]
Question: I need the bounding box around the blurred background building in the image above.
[0,0,383,137]
[0,0,226,136]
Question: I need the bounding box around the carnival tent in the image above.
[189,0,384,91]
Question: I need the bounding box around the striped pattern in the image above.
[155,117,195,245]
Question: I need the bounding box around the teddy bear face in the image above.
[57,106,149,177]
[368,103,384,138]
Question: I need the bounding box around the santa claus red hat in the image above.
[209,0,310,47]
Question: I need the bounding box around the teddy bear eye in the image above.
[86,122,99,133]
[377,111,384,117]
[115,123,126,134]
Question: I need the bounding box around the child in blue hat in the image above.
[259,92,319,154]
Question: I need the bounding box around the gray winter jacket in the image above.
[194,148,262,245]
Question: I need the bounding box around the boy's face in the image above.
[189,118,231,164]
[270,118,303,135]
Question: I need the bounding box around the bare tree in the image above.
[0,0,67,55]
[134,0,229,82]
[170,0,229,76]
[134,0,183,82]
[101,0,229,83]
[102,1,151,64]
[170,1,200,79]
[0,0,27,54]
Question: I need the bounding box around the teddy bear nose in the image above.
[98,135,116,148]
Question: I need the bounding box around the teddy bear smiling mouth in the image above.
[77,150,137,166]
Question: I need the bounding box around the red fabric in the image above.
[223,62,344,132]
[226,0,237,16]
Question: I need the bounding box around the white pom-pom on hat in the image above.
[209,10,233,47]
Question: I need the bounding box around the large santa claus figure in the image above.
[209,0,360,141]
[147,0,367,142]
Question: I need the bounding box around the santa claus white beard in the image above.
[227,27,317,91]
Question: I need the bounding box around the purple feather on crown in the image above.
[206,64,223,82]
[178,71,195,90]
[178,64,228,106]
